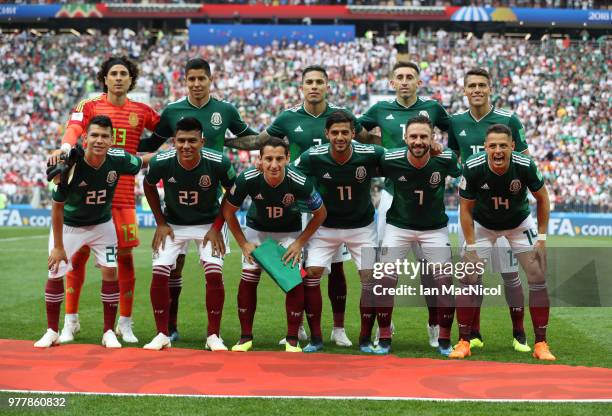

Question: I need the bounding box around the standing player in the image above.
[142,117,235,351]
[453,124,555,361]
[359,61,450,347]
[223,137,327,352]
[138,58,258,342]
[51,56,160,344]
[378,116,461,355]
[293,111,384,353]
[448,67,530,352]
[227,65,377,347]
[36,116,149,348]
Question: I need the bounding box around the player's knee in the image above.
[117,247,133,257]
[306,267,324,280]
[100,267,118,282]
[172,254,186,276]
[501,272,521,288]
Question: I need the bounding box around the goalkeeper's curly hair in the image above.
[97,56,139,93]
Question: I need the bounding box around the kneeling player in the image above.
[36,116,148,348]
[453,124,555,360]
[223,138,326,352]
[142,117,235,351]
[379,116,461,355]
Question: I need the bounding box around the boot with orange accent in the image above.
[449,339,471,359]
[533,341,556,361]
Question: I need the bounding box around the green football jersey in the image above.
[227,167,323,233]
[267,103,364,161]
[381,148,461,231]
[448,107,528,163]
[359,96,450,149]
[52,149,142,227]
[293,143,384,229]
[153,96,249,151]
[459,151,545,230]
[145,148,236,225]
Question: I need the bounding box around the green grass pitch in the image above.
[1,227,610,414]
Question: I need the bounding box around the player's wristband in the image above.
[537,234,547,241]
[211,216,225,232]
[465,243,477,251]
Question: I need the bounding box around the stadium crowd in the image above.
[0,29,609,211]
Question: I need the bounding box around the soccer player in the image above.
[448,67,530,352]
[378,115,461,355]
[223,137,327,352]
[227,65,377,347]
[142,117,235,351]
[359,61,450,347]
[51,56,160,344]
[35,116,150,348]
[452,124,555,361]
[293,111,384,353]
[138,58,258,342]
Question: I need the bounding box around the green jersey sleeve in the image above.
[226,171,249,208]
[447,150,462,178]
[434,103,450,132]
[118,151,143,175]
[358,104,379,131]
[509,113,528,153]
[447,123,459,152]
[459,168,476,200]
[218,155,237,190]
[153,107,174,140]
[144,154,164,185]
[52,184,68,203]
[227,103,249,136]
[526,158,545,192]
[291,149,313,176]
[266,112,287,138]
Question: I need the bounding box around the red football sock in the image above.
[101,280,120,333]
[420,271,438,326]
[168,272,182,332]
[237,268,260,338]
[471,276,483,334]
[502,272,525,335]
[286,283,304,339]
[528,282,550,343]
[359,280,376,340]
[65,247,90,314]
[151,266,171,335]
[45,278,64,332]
[376,274,396,339]
[203,262,224,337]
[117,253,136,318]
[303,275,322,339]
[455,280,476,341]
[328,262,347,328]
[435,274,455,340]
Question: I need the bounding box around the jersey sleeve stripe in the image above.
[287,171,306,185]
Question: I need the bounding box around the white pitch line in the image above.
[0,389,610,403]
[0,235,47,243]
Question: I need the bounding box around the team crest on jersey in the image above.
[419,111,430,118]
[211,112,222,129]
[429,171,441,187]
[106,171,117,185]
[509,179,522,194]
[355,166,367,182]
[199,175,212,189]
[282,193,295,207]
[128,112,139,127]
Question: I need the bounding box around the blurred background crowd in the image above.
[0,29,609,212]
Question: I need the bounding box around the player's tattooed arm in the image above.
[225,131,273,150]
[143,179,174,251]
[355,129,381,145]
[48,201,68,273]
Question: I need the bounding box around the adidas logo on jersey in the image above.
[385,114,395,120]
[481,183,490,190]
[168,177,177,183]
[254,194,264,200]
[459,130,467,136]
[294,126,303,132]
[398,176,407,182]
[78,180,88,187]
[323,172,332,179]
